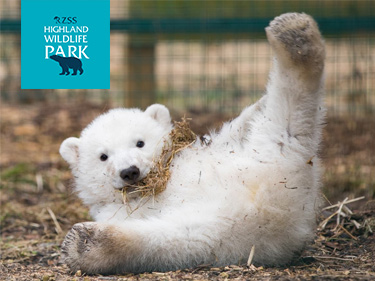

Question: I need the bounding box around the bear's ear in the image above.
[145,104,171,128]
[60,137,80,166]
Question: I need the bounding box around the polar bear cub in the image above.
[60,13,325,274]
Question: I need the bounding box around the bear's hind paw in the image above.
[266,13,325,71]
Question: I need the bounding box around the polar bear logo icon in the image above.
[50,55,84,76]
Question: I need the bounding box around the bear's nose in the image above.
[120,166,140,184]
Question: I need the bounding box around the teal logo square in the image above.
[21,0,110,89]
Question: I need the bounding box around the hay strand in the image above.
[123,117,196,199]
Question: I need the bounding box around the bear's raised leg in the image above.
[78,66,84,75]
[253,13,325,155]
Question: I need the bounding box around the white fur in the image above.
[60,13,326,274]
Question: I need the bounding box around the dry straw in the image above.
[123,117,196,200]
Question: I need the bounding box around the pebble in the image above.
[219,272,229,278]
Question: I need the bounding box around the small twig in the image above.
[338,225,358,241]
[342,205,353,215]
[322,196,365,211]
[311,256,356,261]
[319,212,338,230]
[335,198,348,228]
[247,245,255,266]
[319,196,366,231]
[35,173,43,192]
[322,193,333,207]
[351,219,361,229]
[46,207,62,234]
[363,219,373,234]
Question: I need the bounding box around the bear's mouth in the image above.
[120,185,138,194]
[119,183,144,203]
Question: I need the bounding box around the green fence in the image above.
[1,0,375,115]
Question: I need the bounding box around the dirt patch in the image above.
[1,102,374,280]
[321,116,375,200]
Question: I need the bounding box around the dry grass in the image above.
[124,117,196,200]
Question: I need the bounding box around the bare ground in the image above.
[1,102,374,280]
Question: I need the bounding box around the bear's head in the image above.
[60,104,172,205]
[49,55,60,61]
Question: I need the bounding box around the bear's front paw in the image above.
[266,13,325,72]
[61,222,99,273]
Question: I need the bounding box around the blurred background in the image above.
[1,0,374,254]
[2,0,375,114]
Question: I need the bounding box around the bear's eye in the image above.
[136,140,145,148]
[100,154,108,161]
